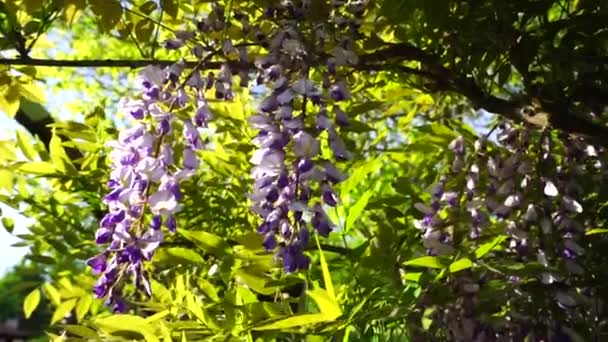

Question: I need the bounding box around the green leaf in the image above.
[53,121,96,141]
[94,314,159,342]
[307,288,342,320]
[135,19,154,42]
[160,0,178,18]
[234,268,279,296]
[139,1,157,14]
[234,231,263,250]
[63,0,86,25]
[19,161,56,175]
[449,258,474,273]
[422,307,435,330]
[2,217,15,233]
[19,98,51,122]
[404,256,445,269]
[347,288,380,322]
[474,235,508,259]
[75,295,92,322]
[23,287,41,319]
[345,189,373,232]
[0,85,20,118]
[253,313,330,331]
[51,298,77,325]
[27,254,56,264]
[315,235,335,299]
[178,230,231,256]
[89,0,123,32]
[16,130,38,160]
[156,247,205,264]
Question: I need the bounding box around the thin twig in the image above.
[150,5,164,59]
[121,18,147,58]
[0,57,229,69]
[122,6,175,32]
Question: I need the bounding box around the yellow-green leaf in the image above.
[145,310,170,323]
[253,313,330,331]
[18,82,45,103]
[449,258,474,273]
[157,247,205,264]
[474,235,508,259]
[586,228,608,235]
[307,288,342,320]
[345,189,373,232]
[49,133,75,174]
[0,141,16,161]
[151,279,172,304]
[19,161,56,175]
[75,295,92,322]
[198,277,220,303]
[235,268,279,296]
[16,130,38,161]
[51,298,77,324]
[0,169,14,190]
[0,85,20,117]
[404,256,445,269]
[23,288,41,319]
[63,0,86,25]
[2,217,15,233]
[44,283,61,306]
[60,324,98,339]
[94,314,159,342]
[315,235,335,299]
[186,293,207,325]
[178,230,231,256]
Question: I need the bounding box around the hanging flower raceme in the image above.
[247,0,358,272]
[248,87,344,272]
[412,125,606,339]
[87,64,208,312]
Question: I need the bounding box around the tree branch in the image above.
[0,57,206,68]
[362,42,608,146]
[3,43,608,146]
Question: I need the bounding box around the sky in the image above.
[0,28,107,276]
[0,73,84,276]
[0,116,33,275]
[0,79,93,275]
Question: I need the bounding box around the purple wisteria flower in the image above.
[246,0,361,272]
[87,64,207,311]
[411,123,606,338]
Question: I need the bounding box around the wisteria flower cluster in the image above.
[87,64,209,312]
[414,124,606,340]
[86,0,368,309]
[246,0,362,272]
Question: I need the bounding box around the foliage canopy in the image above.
[0,0,607,341]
